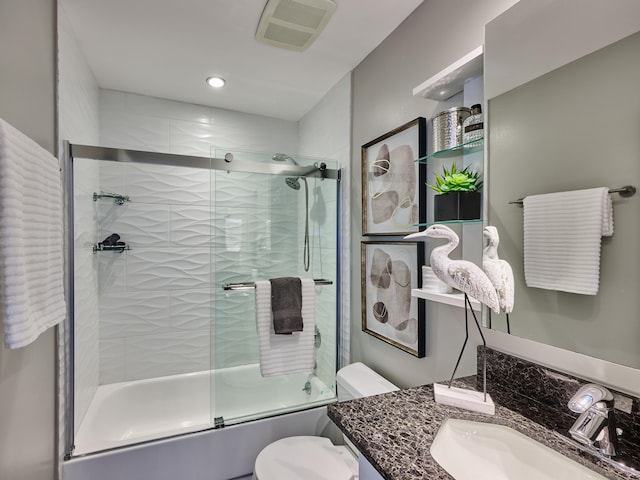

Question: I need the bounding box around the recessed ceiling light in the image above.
[206,76,226,88]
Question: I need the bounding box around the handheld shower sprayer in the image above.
[273,153,310,272]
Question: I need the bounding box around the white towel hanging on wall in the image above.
[0,119,66,348]
[523,187,613,295]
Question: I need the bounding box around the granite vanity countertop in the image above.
[327,378,636,480]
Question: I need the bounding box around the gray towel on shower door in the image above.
[269,277,303,334]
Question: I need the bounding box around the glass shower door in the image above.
[71,149,215,454]
[209,148,339,428]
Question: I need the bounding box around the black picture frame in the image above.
[361,117,427,235]
[361,241,425,357]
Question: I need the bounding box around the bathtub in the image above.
[66,365,336,480]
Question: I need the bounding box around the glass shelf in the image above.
[415,137,483,163]
[414,219,482,228]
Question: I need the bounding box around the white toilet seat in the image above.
[253,436,358,480]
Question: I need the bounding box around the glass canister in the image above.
[462,104,483,144]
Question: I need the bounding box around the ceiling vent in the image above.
[256,0,336,52]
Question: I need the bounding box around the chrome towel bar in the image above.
[509,185,636,206]
[223,279,333,290]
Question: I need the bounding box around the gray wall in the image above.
[350,0,518,388]
[488,31,640,368]
[0,1,57,479]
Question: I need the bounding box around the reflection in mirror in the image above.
[486,28,640,369]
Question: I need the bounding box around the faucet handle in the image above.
[568,384,614,413]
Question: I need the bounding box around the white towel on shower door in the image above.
[255,278,315,376]
[0,118,66,348]
[523,187,613,295]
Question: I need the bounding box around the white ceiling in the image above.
[61,0,424,122]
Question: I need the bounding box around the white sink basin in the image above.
[430,418,607,480]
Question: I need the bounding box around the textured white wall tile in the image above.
[100,91,300,154]
[73,247,100,424]
[315,284,337,389]
[169,206,211,247]
[73,160,100,252]
[241,114,299,153]
[100,109,170,153]
[98,161,126,197]
[126,163,210,205]
[60,5,102,435]
[96,90,321,383]
[98,203,170,247]
[74,249,100,302]
[99,339,125,384]
[170,289,212,330]
[209,109,251,149]
[125,248,211,290]
[309,249,336,287]
[298,72,351,375]
[99,291,171,339]
[213,251,265,286]
[73,159,101,195]
[58,8,100,148]
[169,120,220,156]
[163,99,212,124]
[212,207,286,254]
[98,250,127,295]
[213,171,275,209]
[213,291,259,368]
[74,196,97,248]
[124,330,210,381]
[126,93,212,124]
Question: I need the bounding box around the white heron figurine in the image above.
[405,224,499,406]
[406,224,499,312]
[482,226,514,333]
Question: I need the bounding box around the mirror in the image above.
[484,0,640,368]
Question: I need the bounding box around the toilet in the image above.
[252,362,398,480]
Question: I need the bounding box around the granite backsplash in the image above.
[478,347,640,456]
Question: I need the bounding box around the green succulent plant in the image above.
[427,164,483,194]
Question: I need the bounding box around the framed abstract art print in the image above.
[361,117,426,236]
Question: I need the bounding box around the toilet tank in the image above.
[336,362,399,401]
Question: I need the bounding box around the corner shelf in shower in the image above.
[92,243,131,254]
[411,289,481,311]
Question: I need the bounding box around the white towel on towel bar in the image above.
[0,119,66,348]
[523,187,613,295]
[255,278,315,376]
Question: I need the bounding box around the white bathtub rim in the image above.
[64,405,335,480]
[73,365,336,457]
[72,398,336,458]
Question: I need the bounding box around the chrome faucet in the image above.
[302,374,314,395]
[302,380,312,395]
[567,384,619,457]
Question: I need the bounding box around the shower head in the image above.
[272,153,299,166]
[285,177,301,190]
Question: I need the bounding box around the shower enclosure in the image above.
[64,144,340,457]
